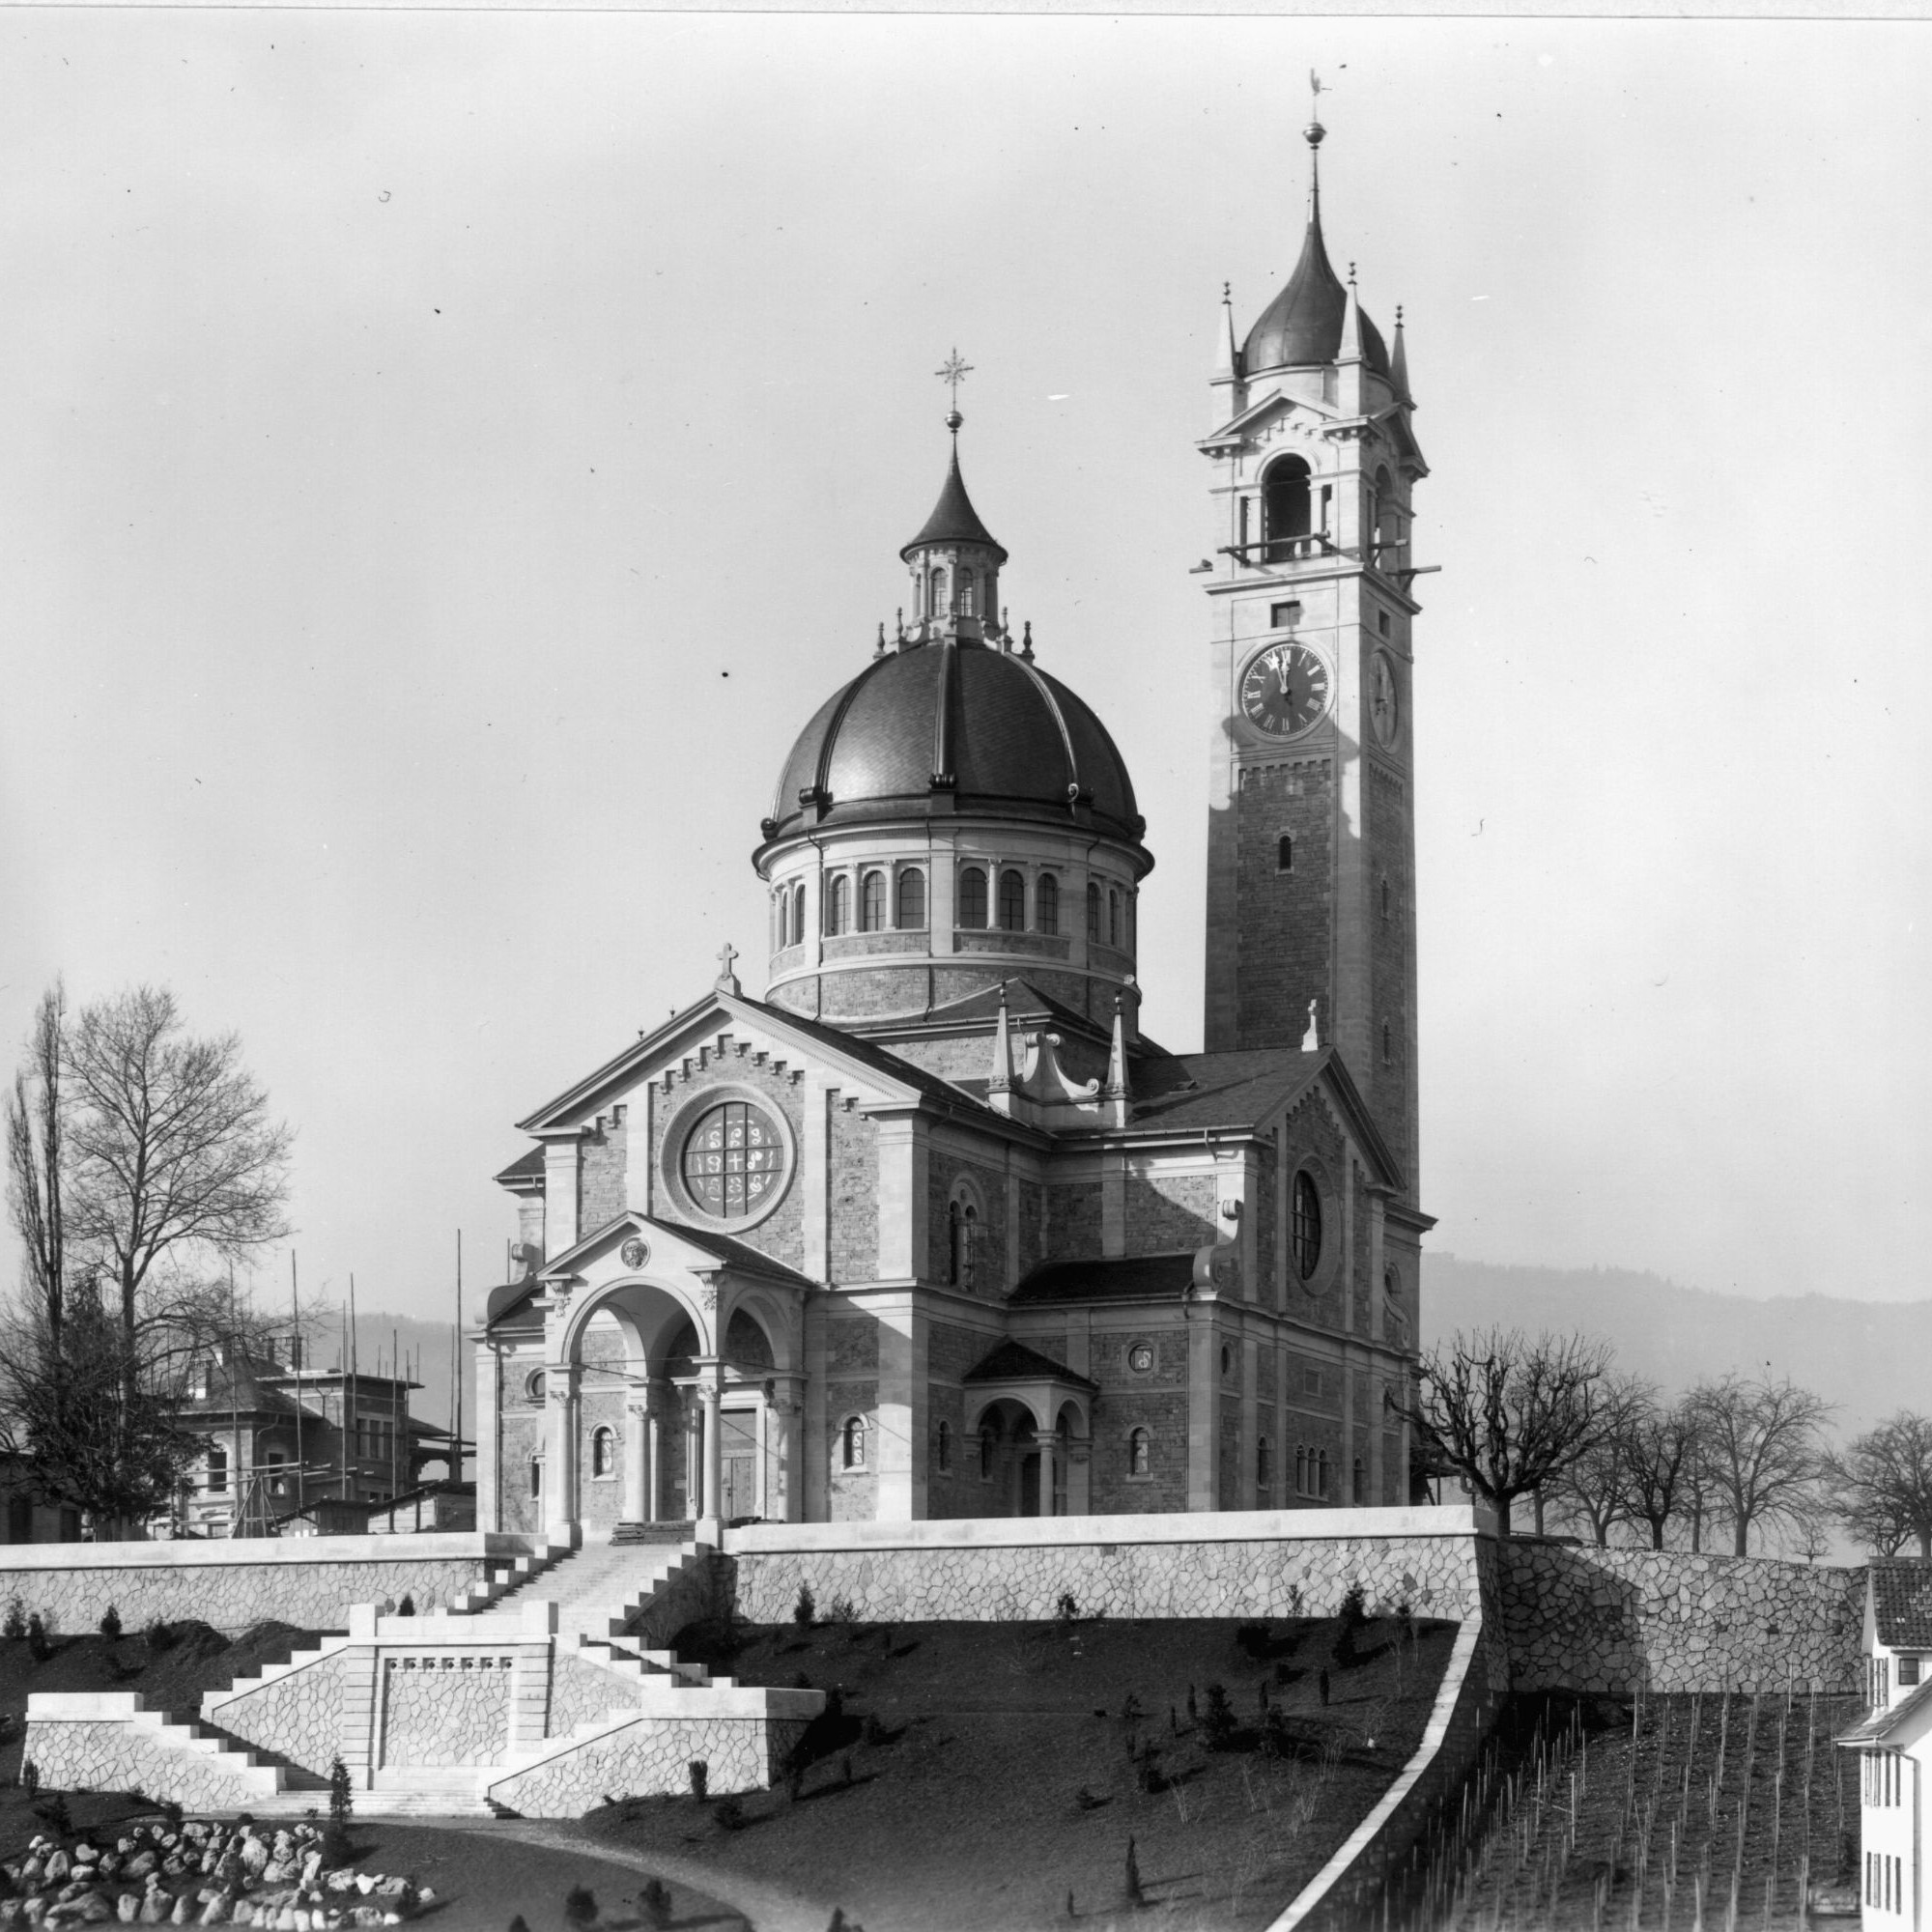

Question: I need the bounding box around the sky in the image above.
[0,14,1927,1327]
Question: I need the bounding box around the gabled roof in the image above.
[963,1340,1097,1389]
[1009,1252,1196,1306]
[1839,1677,1932,1748]
[540,1210,817,1293]
[1872,1562,1932,1649]
[176,1350,308,1422]
[494,1147,545,1187]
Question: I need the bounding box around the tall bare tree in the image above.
[1827,1412,1932,1560]
[1548,1372,1654,1547]
[5,985,68,1358]
[1616,1396,1702,1550]
[1397,1327,1615,1537]
[61,985,292,1392]
[1690,1372,1831,1557]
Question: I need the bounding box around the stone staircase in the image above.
[480,1534,715,1657]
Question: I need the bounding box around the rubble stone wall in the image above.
[379,1656,509,1767]
[1497,1544,1863,1692]
[26,1719,271,1812]
[486,1714,808,1814]
[207,1649,349,1770]
[547,1649,633,1737]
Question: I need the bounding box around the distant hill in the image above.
[1422,1253,1925,1437]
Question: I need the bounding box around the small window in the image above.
[1128,1428,1151,1479]
[1293,1173,1322,1280]
[792,882,807,944]
[927,566,945,615]
[1303,1367,1321,1398]
[1270,600,1301,629]
[1086,881,1101,941]
[1352,1456,1366,1504]
[860,870,887,933]
[958,568,977,616]
[1903,1656,1923,1688]
[895,867,926,929]
[1277,836,1293,873]
[1221,1345,1232,1377]
[592,1427,616,1479]
[1037,873,1060,936]
[958,867,988,928]
[1257,1436,1271,1486]
[528,1458,543,1499]
[525,1368,547,1403]
[841,1417,867,1470]
[1317,1449,1330,1499]
[826,873,851,936]
[206,1444,229,1493]
[997,868,1026,932]
[937,1421,952,1473]
[948,1199,979,1292]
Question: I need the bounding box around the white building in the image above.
[1839,1562,1932,1927]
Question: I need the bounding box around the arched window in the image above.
[860,869,887,932]
[826,873,850,936]
[206,1444,228,1493]
[980,1427,995,1480]
[937,1421,952,1473]
[958,867,988,928]
[948,1199,979,1292]
[1037,873,1060,935]
[1381,1021,1393,1066]
[958,568,977,616]
[1278,836,1293,873]
[1257,1435,1271,1487]
[841,1416,867,1470]
[1108,889,1122,947]
[1263,457,1312,561]
[1128,1428,1151,1479]
[1086,881,1101,940]
[1127,894,1136,952]
[927,566,946,616]
[528,1457,543,1499]
[792,883,807,945]
[1295,1447,1308,1495]
[1353,1456,1367,1505]
[997,868,1026,931]
[591,1427,615,1479]
[1292,1173,1322,1280]
[895,867,926,929]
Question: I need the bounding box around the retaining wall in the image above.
[1497,1543,1864,1693]
[0,1533,540,1634]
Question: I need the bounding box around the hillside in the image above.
[1422,1253,1924,1434]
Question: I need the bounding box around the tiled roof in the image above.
[1872,1562,1932,1648]
[1009,1252,1197,1306]
[1126,1046,1329,1132]
[175,1351,307,1421]
[963,1340,1097,1389]
[1839,1677,1932,1747]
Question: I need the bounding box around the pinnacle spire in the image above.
[1391,304,1410,401]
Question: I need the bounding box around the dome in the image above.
[760,639,1146,851]
[1242,216,1390,379]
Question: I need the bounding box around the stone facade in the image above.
[1498,1543,1864,1693]
[206,1649,349,1772]
[25,1713,278,1812]
[1231,756,1336,1056]
[546,1648,631,1737]
[381,1655,510,1766]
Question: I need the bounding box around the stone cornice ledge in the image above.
[0,1532,546,1573]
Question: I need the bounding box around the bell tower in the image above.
[1199,111,1428,1202]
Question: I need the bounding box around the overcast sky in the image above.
[1,14,1926,1329]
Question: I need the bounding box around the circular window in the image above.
[1127,1342,1155,1376]
[680,1100,786,1220]
[1292,1172,1323,1281]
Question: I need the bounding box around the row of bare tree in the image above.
[4,981,291,1531]
[1404,1326,1932,1560]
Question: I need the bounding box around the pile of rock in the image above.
[0,1822,434,1928]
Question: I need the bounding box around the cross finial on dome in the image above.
[936,349,973,435]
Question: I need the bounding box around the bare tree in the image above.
[1548,1373,1654,1547]
[62,985,292,1389]
[1689,1372,1832,1558]
[1826,1412,1932,1560]
[1616,1396,1702,1550]
[5,986,68,1357]
[1396,1328,1615,1537]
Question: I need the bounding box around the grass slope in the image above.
[574,1612,1457,1932]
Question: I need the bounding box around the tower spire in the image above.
[1306,71,1326,227]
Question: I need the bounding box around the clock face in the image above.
[1240,642,1330,739]
[1370,652,1400,748]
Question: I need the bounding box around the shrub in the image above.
[99,1605,123,1641]
[638,1881,672,1929]
[793,1583,816,1628]
[508,1918,530,1932]
[1132,1743,1165,1795]
[26,1613,52,1662]
[1055,1592,1078,1623]
[827,1595,858,1627]
[159,1798,183,1829]
[397,1594,415,1618]
[31,1794,71,1837]
[1,1597,24,1640]
[144,1617,177,1654]
[688,1759,709,1802]
[18,1757,38,1800]
[563,1885,598,1926]
[1201,1683,1236,1749]
[713,1795,746,1832]
[327,1753,354,1854]
[1236,1620,1272,1660]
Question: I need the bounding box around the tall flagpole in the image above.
[454,1231,465,1490]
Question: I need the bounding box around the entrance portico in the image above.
[531,1212,811,1545]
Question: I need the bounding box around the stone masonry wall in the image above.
[547,1648,632,1737]
[1498,1544,1863,1693]
[1236,755,1334,1053]
[623,1548,723,1652]
[380,1656,510,1767]
[206,1649,349,1771]
[27,1719,273,1813]
[0,1554,494,1635]
[724,1533,1480,1628]
[487,1714,807,1813]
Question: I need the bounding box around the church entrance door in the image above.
[720,1408,758,1520]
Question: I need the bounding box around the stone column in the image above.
[646,1412,662,1521]
[621,1404,648,1523]
[544,1364,582,1548]
[1039,1436,1057,1517]
[698,1380,724,1538]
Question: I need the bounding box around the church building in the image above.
[474,121,1433,1543]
